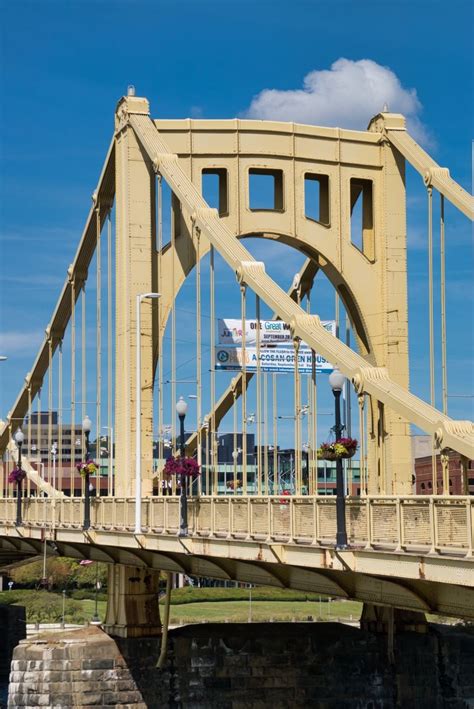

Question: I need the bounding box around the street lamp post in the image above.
[135,292,161,535]
[14,427,24,526]
[303,443,310,494]
[329,368,348,548]
[176,396,188,536]
[83,415,92,531]
[51,442,58,491]
[91,563,101,625]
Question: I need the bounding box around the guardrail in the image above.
[0,495,472,557]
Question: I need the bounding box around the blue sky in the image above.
[0,0,472,444]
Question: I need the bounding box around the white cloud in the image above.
[245,58,430,145]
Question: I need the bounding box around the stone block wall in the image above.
[7,622,474,708]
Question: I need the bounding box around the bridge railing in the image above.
[0,495,472,557]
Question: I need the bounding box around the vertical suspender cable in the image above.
[48,339,53,489]
[358,395,366,495]
[81,285,86,496]
[70,279,76,497]
[427,186,436,492]
[96,206,102,496]
[293,338,301,495]
[345,313,352,496]
[37,389,41,493]
[240,285,248,494]
[256,294,262,495]
[58,342,63,494]
[81,286,86,444]
[107,211,113,496]
[440,194,448,417]
[263,373,268,495]
[209,246,216,495]
[195,227,202,495]
[27,387,32,498]
[233,388,238,491]
[157,175,164,494]
[273,374,278,494]
[171,204,176,460]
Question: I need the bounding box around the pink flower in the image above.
[163,456,201,477]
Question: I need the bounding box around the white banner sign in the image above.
[218,318,336,346]
[215,345,334,374]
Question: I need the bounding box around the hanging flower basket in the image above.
[279,489,291,506]
[76,461,98,478]
[9,467,26,484]
[317,438,358,461]
[163,455,201,478]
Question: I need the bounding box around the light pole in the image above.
[135,292,161,535]
[91,563,101,625]
[102,426,114,496]
[176,396,188,536]
[303,443,310,493]
[61,590,66,628]
[329,368,348,548]
[14,427,24,526]
[82,415,92,531]
[51,442,58,490]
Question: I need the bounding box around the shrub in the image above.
[160,587,328,605]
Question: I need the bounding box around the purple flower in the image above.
[163,456,201,477]
[8,467,26,484]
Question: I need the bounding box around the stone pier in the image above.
[8,621,474,707]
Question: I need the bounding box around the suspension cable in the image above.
[81,284,86,496]
[58,341,63,494]
[240,285,248,494]
[256,294,262,495]
[195,226,202,495]
[107,210,113,496]
[440,194,448,417]
[27,385,32,498]
[293,337,301,495]
[157,174,164,495]
[263,372,268,495]
[96,205,102,496]
[36,388,41,494]
[209,245,216,495]
[47,338,53,491]
[70,278,76,494]
[358,394,366,495]
[273,373,278,494]
[427,186,436,491]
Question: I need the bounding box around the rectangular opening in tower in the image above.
[350,178,374,261]
[249,168,284,211]
[304,173,330,225]
[202,168,228,216]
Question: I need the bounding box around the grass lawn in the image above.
[168,599,362,625]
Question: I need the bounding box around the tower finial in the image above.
[382,102,389,112]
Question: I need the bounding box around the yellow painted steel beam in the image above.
[368,113,474,220]
[127,106,474,459]
[0,140,116,455]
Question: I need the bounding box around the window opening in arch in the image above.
[350,178,374,261]
[202,168,228,216]
[249,168,284,211]
[304,173,329,225]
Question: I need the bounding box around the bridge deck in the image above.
[1,495,473,619]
